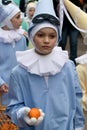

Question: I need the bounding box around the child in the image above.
[24,1,37,47]
[21,1,36,47]
[25,1,36,27]
[0,3,27,105]
[6,0,85,130]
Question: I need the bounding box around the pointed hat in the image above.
[32,0,60,25]
[64,0,87,30]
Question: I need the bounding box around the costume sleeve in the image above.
[0,76,5,86]
[76,64,87,111]
[72,63,85,129]
[6,72,29,127]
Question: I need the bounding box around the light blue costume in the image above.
[0,29,27,105]
[6,0,85,129]
[6,47,85,130]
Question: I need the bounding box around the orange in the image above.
[28,108,41,119]
[1,123,10,130]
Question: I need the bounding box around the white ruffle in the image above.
[75,53,87,64]
[16,47,69,76]
[0,28,24,44]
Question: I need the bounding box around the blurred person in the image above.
[19,0,38,13]
[23,0,37,47]
[0,3,27,105]
[58,0,83,64]
[24,1,36,27]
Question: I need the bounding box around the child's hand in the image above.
[23,31,28,37]
[0,84,8,93]
[17,107,45,126]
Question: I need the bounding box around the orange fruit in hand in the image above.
[28,108,41,119]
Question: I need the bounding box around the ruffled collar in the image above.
[0,28,24,44]
[16,47,69,76]
[75,53,87,64]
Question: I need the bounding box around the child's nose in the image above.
[44,36,49,43]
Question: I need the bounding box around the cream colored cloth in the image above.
[76,64,87,111]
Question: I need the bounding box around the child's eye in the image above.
[16,15,21,19]
[49,35,56,39]
[37,33,44,37]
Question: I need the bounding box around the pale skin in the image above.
[2,12,27,36]
[33,27,57,55]
[2,12,22,30]
[28,7,35,19]
[11,12,27,36]
[11,12,22,29]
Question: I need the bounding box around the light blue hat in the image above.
[32,0,59,25]
[0,3,20,29]
[28,0,60,43]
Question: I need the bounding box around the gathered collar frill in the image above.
[16,47,69,76]
[0,28,24,44]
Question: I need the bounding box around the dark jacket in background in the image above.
[84,0,87,3]
[19,0,26,12]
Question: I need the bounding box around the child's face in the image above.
[34,27,57,55]
[11,12,22,29]
[28,8,35,19]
